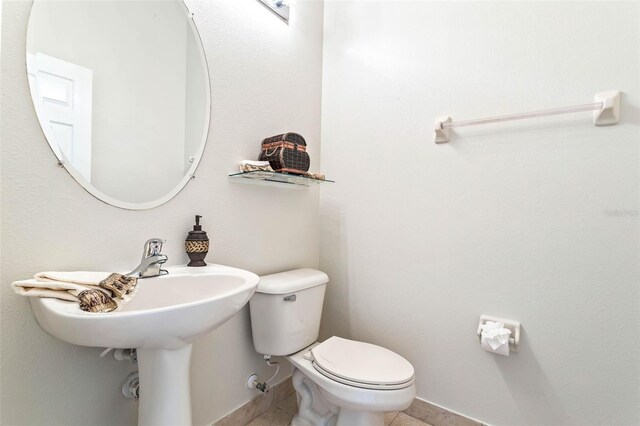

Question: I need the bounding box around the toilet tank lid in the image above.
[257,269,329,294]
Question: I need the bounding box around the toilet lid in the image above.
[311,337,414,389]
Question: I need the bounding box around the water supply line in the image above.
[247,355,280,393]
[265,356,280,385]
[100,348,139,400]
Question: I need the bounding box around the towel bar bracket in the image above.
[434,116,452,143]
[593,91,621,126]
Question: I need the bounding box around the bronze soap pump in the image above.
[185,215,209,267]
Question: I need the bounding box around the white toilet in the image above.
[249,269,416,426]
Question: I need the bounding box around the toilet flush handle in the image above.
[284,294,297,302]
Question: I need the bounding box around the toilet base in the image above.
[335,409,384,426]
[290,368,386,426]
[291,369,337,426]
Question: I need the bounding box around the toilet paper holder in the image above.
[476,315,521,352]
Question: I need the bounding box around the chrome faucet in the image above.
[128,238,168,278]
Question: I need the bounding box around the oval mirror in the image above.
[26,0,210,210]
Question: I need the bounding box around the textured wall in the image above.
[319,2,639,425]
[0,1,323,425]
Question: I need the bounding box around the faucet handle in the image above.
[144,238,165,257]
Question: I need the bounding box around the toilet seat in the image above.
[310,337,414,390]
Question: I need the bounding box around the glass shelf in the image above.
[228,171,334,188]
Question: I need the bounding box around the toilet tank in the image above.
[250,269,328,356]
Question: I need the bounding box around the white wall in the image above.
[0,0,324,425]
[319,2,639,425]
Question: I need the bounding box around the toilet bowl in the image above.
[249,269,416,426]
[287,339,415,426]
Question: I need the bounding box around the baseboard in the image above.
[404,397,485,426]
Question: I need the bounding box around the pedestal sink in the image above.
[29,264,260,426]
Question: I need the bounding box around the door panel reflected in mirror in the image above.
[26,0,210,209]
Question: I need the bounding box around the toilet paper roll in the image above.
[481,338,509,356]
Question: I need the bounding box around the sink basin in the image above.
[29,264,259,426]
[30,264,259,349]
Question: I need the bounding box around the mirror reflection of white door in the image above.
[27,53,93,182]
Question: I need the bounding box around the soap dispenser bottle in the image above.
[185,215,209,267]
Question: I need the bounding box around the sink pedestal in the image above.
[137,345,193,426]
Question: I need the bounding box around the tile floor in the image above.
[247,390,432,426]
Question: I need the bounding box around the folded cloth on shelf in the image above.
[305,172,326,180]
[12,271,138,313]
[239,160,274,173]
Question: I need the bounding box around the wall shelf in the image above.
[228,171,334,188]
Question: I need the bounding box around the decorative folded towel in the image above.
[305,172,326,181]
[12,272,138,313]
[239,160,274,173]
